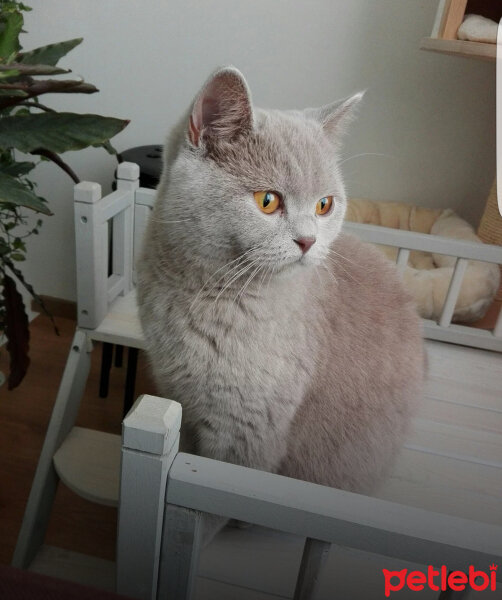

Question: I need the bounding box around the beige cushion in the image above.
[346,199,500,323]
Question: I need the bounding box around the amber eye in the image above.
[254,191,280,214]
[316,196,333,215]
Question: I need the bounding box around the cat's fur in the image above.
[138,67,424,499]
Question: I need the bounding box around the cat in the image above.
[137,67,424,516]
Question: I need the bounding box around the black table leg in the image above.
[114,344,124,368]
[99,342,113,398]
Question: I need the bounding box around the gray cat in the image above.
[137,67,424,508]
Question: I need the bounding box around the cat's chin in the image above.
[274,256,318,278]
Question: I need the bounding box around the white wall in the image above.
[20,0,495,301]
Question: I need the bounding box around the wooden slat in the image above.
[293,538,330,600]
[195,576,287,600]
[418,396,502,435]
[420,37,496,61]
[395,247,410,273]
[432,0,451,38]
[343,222,502,263]
[442,0,468,40]
[376,448,502,525]
[439,258,469,327]
[494,306,502,337]
[157,505,203,600]
[423,320,502,352]
[405,417,502,468]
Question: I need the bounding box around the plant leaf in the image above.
[17,37,83,66]
[0,172,52,214]
[2,272,30,389]
[0,10,23,60]
[0,112,129,154]
[0,160,35,176]
[4,257,59,336]
[0,63,70,77]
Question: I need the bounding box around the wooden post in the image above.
[115,162,139,295]
[293,538,331,600]
[133,187,155,285]
[74,181,108,329]
[156,505,203,600]
[441,0,468,40]
[116,395,182,600]
[12,330,92,568]
[438,258,468,327]
[395,248,410,275]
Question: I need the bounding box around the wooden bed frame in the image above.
[12,163,502,599]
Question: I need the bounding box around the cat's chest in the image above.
[160,286,312,396]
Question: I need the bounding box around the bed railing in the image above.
[344,221,502,352]
[73,163,155,329]
[116,395,502,600]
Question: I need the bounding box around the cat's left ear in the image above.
[306,91,365,145]
[188,66,254,148]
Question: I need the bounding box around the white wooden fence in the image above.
[117,395,502,600]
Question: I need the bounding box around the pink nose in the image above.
[294,237,316,254]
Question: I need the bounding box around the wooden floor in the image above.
[0,314,156,566]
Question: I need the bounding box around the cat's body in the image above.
[138,67,424,499]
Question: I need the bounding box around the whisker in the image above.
[327,247,358,266]
[214,257,262,304]
[338,152,397,167]
[189,246,261,313]
[234,263,263,305]
[323,255,360,284]
[149,217,193,224]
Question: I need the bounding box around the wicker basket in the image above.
[477,179,502,301]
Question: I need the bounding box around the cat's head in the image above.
[159,67,363,276]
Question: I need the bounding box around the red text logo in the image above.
[383,564,497,597]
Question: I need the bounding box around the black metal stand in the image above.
[99,342,113,398]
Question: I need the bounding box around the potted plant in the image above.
[0,1,129,389]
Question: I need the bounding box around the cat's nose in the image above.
[294,237,316,254]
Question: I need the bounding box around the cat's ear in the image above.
[306,91,364,145]
[188,67,254,148]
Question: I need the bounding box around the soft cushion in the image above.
[346,199,500,323]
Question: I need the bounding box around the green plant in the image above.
[0,1,129,389]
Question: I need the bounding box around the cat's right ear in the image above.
[188,67,254,148]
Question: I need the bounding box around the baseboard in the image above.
[31,295,77,321]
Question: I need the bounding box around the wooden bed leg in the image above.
[157,505,203,600]
[293,538,331,600]
[12,330,92,569]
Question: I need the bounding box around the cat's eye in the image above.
[316,196,333,215]
[254,191,280,214]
